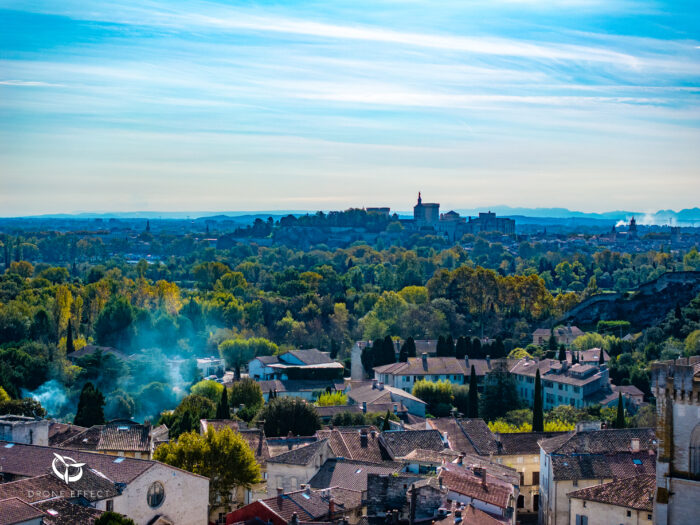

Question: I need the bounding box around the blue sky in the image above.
[1,0,698,215]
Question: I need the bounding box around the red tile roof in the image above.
[0,497,45,525]
[567,474,655,511]
[439,464,513,509]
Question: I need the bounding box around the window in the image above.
[627,511,632,517]
[575,515,588,525]
[517,495,524,508]
[106,500,113,512]
[583,501,586,508]
[147,481,165,508]
[648,514,652,520]
[690,424,700,476]
[532,471,539,485]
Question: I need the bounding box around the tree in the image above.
[398,344,408,363]
[467,365,479,418]
[455,336,468,359]
[436,335,446,356]
[381,409,392,431]
[480,362,519,421]
[532,369,543,432]
[471,338,482,359]
[160,394,216,438]
[548,334,558,352]
[558,344,566,362]
[216,386,230,419]
[404,336,417,358]
[316,391,347,406]
[413,379,453,417]
[445,335,455,357]
[229,378,264,421]
[0,398,46,418]
[74,382,105,427]
[154,426,261,509]
[94,297,134,349]
[256,397,321,437]
[65,319,75,354]
[615,392,625,429]
[94,512,136,525]
[598,347,605,365]
[190,379,224,402]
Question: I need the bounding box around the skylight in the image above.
[46,510,59,516]
[633,459,643,465]
[302,493,311,499]
[355,468,363,474]
[4,443,14,448]
[114,457,125,463]
[117,426,129,431]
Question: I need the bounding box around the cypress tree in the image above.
[598,348,605,366]
[494,336,505,358]
[65,319,75,354]
[436,335,446,357]
[405,336,417,358]
[74,382,106,427]
[472,338,482,359]
[558,344,566,362]
[445,335,455,357]
[467,365,479,418]
[216,387,230,419]
[3,242,9,271]
[398,344,408,363]
[329,339,339,360]
[383,335,396,365]
[548,334,558,352]
[615,392,625,428]
[532,369,543,431]
[381,409,391,431]
[455,336,468,359]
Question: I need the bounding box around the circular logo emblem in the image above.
[51,453,85,483]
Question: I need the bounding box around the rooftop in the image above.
[316,428,390,463]
[567,474,655,511]
[439,464,513,509]
[539,427,656,455]
[380,429,445,458]
[0,497,45,525]
[35,498,104,525]
[373,357,493,377]
[308,458,402,492]
[267,439,329,465]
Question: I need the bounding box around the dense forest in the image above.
[1,221,699,425]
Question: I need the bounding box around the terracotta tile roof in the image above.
[97,422,151,452]
[0,441,153,484]
[434,503,506,525]
[0,497,45,525]
[267,436,318,458]
[497,431,568,455]
[267,439,329,465]
[566,349,609,364]
[0,470,118,503]
[567,474,655,511]
[308,459,402,492]
[316,429,391,463]
[380,430,445,458]
[240,429,271,464]
[315,405,362,418]
[439,464,513,509]
[287,349,336,365]
[398,448,460,463]
[429,418,478,455]
[457,419,499,456]
[48,421,87,447]
[539,428,656,455]
[56,425,103,451]
[200,419,241,433]
[35,498,104,525]
[259,487,361,522]
[373,357,493,377]
[551,451,655,481]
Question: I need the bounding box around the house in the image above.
[66,345,133,363]
[533,326,584,346]
[565,349,609,367]
[567,474,655,525]
[510,358,612,410]
[651,357,700,525]
[47,421,87,447]
[266,439,333,496]
[398,448,460,474]
[257,379,345,402]
[600,384,646,414]
[538,423,657,525]
[373,354,493,394]
[0,441,209,524]
[56,419,168,460]
[346,381,427,417]
[248,349,344,382]
[0,497,45,525]
[315,428,391,464]
[266,435,319,458]
[225,486,363,525]
[439,463,517,524]
[309,458,402,496]
[366,473,447,522]
[196,356,224,377]
[379,429,446,459]
[0,416,49,446]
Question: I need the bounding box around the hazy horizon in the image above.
[2,1,699,215]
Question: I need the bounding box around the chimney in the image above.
[631,438,640,452]
[464,355,469,369]
[486,355,490,368]
[290,512,299,525]
[393,403,398,414]
[392,509,399,525]
[378,382,384,390]
[372,379,378,389]
[457,453,464,465]
[408,484,417,525]
[277,486,284,506]
[328,497,335,518]
[360,429,368,448]
[421,353,428,370]
[304,484,311,495]
[362,401,367,413]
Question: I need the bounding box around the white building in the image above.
[248,349,344,381]
[197,356,225,377]
[0,415,49,446]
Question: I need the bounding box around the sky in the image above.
[0,0,699,216]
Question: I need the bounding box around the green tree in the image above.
[161,394,216,438]
[316,391,347,406]
[65,318,75,354]
[480,363,519,421]
[404,336,417,358]
[94,512,136,525]
[229,379,264,421]
[94,297,134,349]
[467,365,478,418]
[190,379,224,402]
[532,369,543,432]
[548,334,558,352]
[615,392,625,429]
[0,398,46,418]
[256,397,321,437]
[381,409,392,431]
[74,382,106,427]
[154,426,261,509]
[216,386,230,419]
[455,336,468,359]
[412,379,453,417]
[558,345,566,362]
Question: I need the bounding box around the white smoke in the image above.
[22,380,69,417]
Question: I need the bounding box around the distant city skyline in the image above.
[1,0,699,215]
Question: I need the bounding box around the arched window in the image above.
[147,481,165,508]
[690,424,700,477]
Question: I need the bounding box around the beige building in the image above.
[266,439,333,496]
[568,474,654,525]
[0,415,49,446]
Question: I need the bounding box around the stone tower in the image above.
[651,357,700,524]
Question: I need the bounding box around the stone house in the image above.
[266,439,333,496]
[366,473,447,522]
[532,326,584,346]
[0,441,209,524]
[0,416,49,446]
[567,474,654,525]
[248,349,344,381]
[538,424,657,525]
[346,381,427,417]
